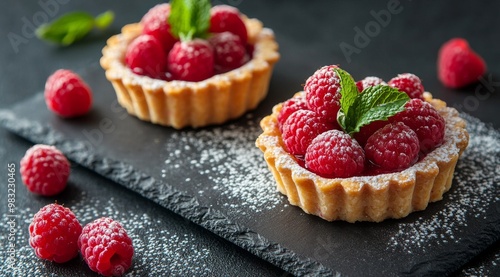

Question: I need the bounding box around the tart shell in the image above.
[100,17,279,129]
[256,92,469,222]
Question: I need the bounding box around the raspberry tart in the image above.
[256,66,469,222]
[100,1,279,129]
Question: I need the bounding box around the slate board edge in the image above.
[0,109,340,277]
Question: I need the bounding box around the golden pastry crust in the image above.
[256,92,469,222]
[100,17,279,129]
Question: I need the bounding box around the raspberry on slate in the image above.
[29,203,82,263]
[304,65,342,123]
[141,3,178,53]
[305,129,365,178]
[390,98,446,153]
[44,69,93,118]
[388,73,424,99]
[365,122,420,171]
[277,96,309,132]
[282,110,336,156]
[356,76,386,92]
[20,144,70,196]
[209,5,248,44]
[168,39,215,82]
[79,217,134,277]
[209,32,248,73]
[125,34,168,79]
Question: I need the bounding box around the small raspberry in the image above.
[305,130,365,178]
[79,217,134,277]
[388,73,424,99]
[125,34,168,79]
[44,69,93,117]
[277,97,308,132]
[282,110,335,156]
[209,5,248,44]
[29,203,82,263]
[20,144,70,196]
[364,122,420,171]
[356,76,386,92]
[437,38,487,88]
[390,99,446,153]
[209,32,248,73]
[304,65,342,123]
[354,120,389,147]
[168,39,215,82]
[141,3,178,53]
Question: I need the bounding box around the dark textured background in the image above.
[1,0,499,276]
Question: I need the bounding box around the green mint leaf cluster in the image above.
[169,0,211,41]
[36,11,114,46]
[335,68,410,135]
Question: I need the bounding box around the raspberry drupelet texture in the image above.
[305,129,365,178]
[168,39,215,82]
[388,73,425,99]
[44,69,93,117]
[365,122,420,171]
[125,34,168,79]
[354,120,390,147]
[20,144,70,196]
[304,65,342,123]
[356,76,386,92]
[29,203,82,263]
[277,96,308,132]
[209,31,248,73]
[141,3,177,53]
[209,5,248,44]
[78,217,134,277]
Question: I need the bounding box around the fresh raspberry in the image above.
[388,73,424,99]
[354,120,389,147]
[125,34,168,79]
[304,65,342,123]
[29,203,82,263]
[305,130,365,178]
[209,32,248,73]
[282,110,336,156]
[390,99,446,153]
[79,217,134,277]
[364,122,420,171]
[168,39,215,82]
[438,38,487,88]
[277,96,308,132]
[356,76,386,92]
[209,5,248,44]
[141,3,178,53]
[20,144,70,196]
[44,69,93,117]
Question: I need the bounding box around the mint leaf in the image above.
[94,11,115,30]
[169,0,211,41]
[335,67,359,130]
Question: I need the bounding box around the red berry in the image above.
[79,217,134,277]
[354,120,389,147]
[20,144,70,196]
[438,38,487,88]
[304,65,342,123]
[168,39,215,82]
[356,76,386,92]
[305,130,365,178]
[282,110,336,156]
[44,69,93,117]
[125,34,168,79]
[29,203,82,263]
[388,73,424,99]
[277,96,308,132]
[390,99,446,153]
[365,122,420,171]
[209,32,248,73]
[141,3,178,53]
[209,5,248,44]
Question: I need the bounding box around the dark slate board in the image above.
[1,64,499,277]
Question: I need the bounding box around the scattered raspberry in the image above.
[29,203,82,263]
[209,5,248,44]
[388,73,424,99]
[277,97,308,132]
[79,217,134,277]
[356,76,386,92]
[209,32,248,73]
[304,65,342,123]
[168,39,215,82]
[20,144,70,196]
[354,120,389,147]
[44,69,93,117]
[364,122,420,171]
[282,110,335,156]
[125,34,168,79]
[141,3,178,53]
[390,99,446,153]
[437,38,487,88]
[305,130,365,178]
